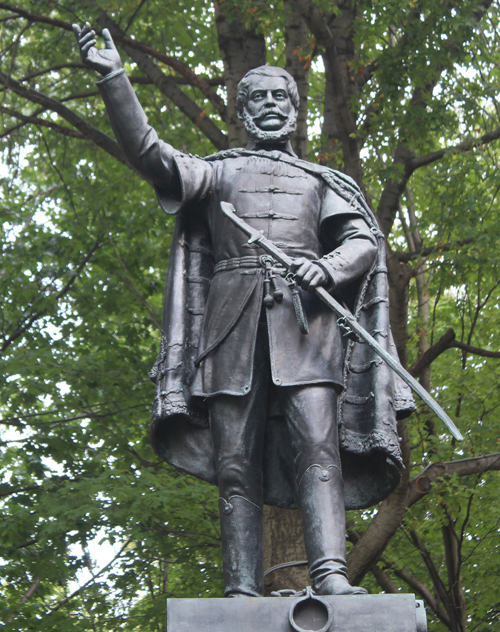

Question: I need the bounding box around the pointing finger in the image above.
[72,24,82,38]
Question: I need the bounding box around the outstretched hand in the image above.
[72,22,122,77]
[289,258,329,292]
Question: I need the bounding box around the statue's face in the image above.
[244,76,293,131]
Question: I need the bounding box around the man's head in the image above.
[236,66,299,144]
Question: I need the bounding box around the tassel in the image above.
[286,274,309,335]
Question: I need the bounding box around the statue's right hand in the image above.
[72,22,122,77]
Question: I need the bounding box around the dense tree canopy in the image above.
[1,1,500,631]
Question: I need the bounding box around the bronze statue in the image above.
[74,23,415,598]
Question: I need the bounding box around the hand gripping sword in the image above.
[220,201,463,441]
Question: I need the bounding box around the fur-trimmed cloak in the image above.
[149,149,415,510]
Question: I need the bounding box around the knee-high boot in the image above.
[299,464,367,595]
[219,496,264,598]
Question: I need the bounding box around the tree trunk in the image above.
[263,506,308,594]
[215,7,266,148]
[442,518,467,632]
[284,1,310,159]
[386,248,413,367]
[415,268,431,391]
[348,417,411,585]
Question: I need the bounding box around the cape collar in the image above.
[203,147,375,220]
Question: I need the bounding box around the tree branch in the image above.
[356,518,451,625]
[409,529,452,616]
[1,63,223,88]
[409,127,500,172]
[347,464,409,585]
[128,75,224,87]
[349,451,500,585]
[371,564,399,593]
[0,105,86,138]
[379,558,451,627]
[104,228,161,330]
[0,1,226,118]
[409,328,500,378]
[123,0,147,34]
[407,453,500,508]
[454,338,500,358]
[1,240,100,353]
[0,484,40,498]
[6,577,40,624]
[18,61,86,82]
[46,539,132,614]
[0,408,62,426]
[0,69,129,165]
[395,238,474,263]
[376,1,494,237]
[409,327,457,377]
[0,119,28,139]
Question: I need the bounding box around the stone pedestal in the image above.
[167,593,427,632]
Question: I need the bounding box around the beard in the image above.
[240,108,297,145]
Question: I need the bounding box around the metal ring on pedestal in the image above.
[288,587,332,632]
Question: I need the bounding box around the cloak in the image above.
[149,149,415,510]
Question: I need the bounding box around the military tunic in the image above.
[169,152,377,397]
[98,72,378,398]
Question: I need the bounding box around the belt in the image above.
[215,255,284,306]
[214,255,283,274]
[213,255,308,335]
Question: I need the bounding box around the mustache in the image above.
[250,108,289,121]
[241,108,297,144]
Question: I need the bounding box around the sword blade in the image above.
[220,201,463,441]
[314,286,463,441]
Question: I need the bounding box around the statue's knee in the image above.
[216,459,262,506]
[293,443,341,483]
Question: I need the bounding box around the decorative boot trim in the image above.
[219,494,264,515]
[297,463,342,490]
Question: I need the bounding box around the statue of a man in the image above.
[74,24,414,598]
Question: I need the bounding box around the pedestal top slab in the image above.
[167,593,427,632]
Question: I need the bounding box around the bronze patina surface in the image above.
[74,23,416,599]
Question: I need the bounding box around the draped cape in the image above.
[149,149,415,510]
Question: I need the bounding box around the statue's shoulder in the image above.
[202,149,360,199]
[284,156,364,206]
[203,148,248,162]
[292,157,359,191]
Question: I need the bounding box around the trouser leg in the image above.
[208,334,269,598]
[281,385,367,595]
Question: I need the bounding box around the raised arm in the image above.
[73,23,181,198]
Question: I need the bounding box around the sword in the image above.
[220,201,463,442]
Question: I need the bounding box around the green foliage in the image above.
[1,1,500,630]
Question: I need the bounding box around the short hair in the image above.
[236,65,299,119]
